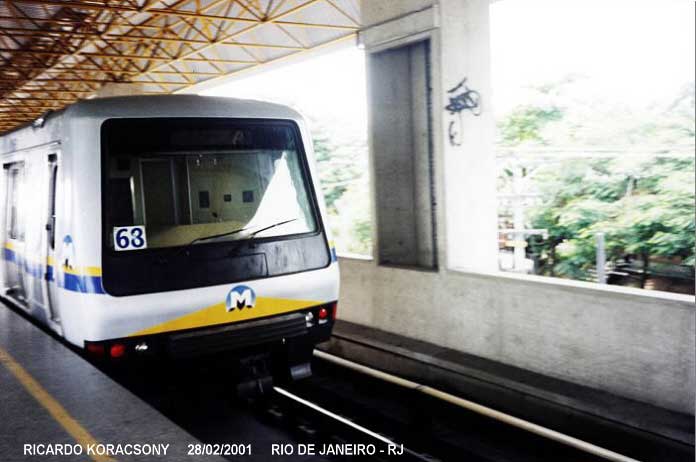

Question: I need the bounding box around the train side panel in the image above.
[0,115,69,335]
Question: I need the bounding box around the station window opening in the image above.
[202,47,372,258]
[491,0,695,294]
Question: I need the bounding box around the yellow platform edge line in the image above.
[0,347,115,462]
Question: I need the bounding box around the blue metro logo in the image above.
[225,285,256,311]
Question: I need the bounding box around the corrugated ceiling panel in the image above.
[0,0,360,132]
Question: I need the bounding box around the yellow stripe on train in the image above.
[5,243,101,277]
[128,296,321,337]
[63,265,102,277]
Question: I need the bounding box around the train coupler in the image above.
[289,362,312,381]
[236,354,274,398]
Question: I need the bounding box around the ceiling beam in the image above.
[0,0,361,133]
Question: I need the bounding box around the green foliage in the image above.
[332,181,372,255]
[311,121,372,256]
[313,131,356,212]
[498,106,563,145]
[498,77,695,285]
[527,157,695,280]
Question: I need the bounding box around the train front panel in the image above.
[53,99,339,362]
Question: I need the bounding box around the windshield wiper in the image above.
[165,224,252,260]
[246,218,298,247]
[187,225,250,247]
[166,218,298,260]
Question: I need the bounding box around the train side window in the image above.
[4,163,25,241]
[47,156,58,249]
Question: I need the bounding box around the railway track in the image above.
[95,347,692,462]
[265,386,435,461]
[278,357,603,462]
[280,352,646,462]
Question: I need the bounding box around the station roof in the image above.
[0,0,360,133]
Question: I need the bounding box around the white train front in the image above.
[0,95,339,378]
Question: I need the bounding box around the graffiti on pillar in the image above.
[445,78,481,146]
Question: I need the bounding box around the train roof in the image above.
[64,94,304,122]
[2,94,304,137]
[0,95,306,155]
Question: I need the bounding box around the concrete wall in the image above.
[353,0,696,414]
[361,0,435,27]
[338,257,695,413]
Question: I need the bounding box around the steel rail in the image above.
[314,349,642,462]
[272,386,433,461]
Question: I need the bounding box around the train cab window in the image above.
[102,119,318,251]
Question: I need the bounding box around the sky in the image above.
[489,0,696,113]
[202,46,368,144]
[203,0,695,121]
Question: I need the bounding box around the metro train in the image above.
[0,95,339,384]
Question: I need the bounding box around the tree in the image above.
[312,128,359,213]
[528,157,695,283]
[497,77,695,289]
[498,106,563,145]
[310,119,372,256]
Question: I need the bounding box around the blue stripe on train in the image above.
[3,247,15,263]
[2,247,105,295]
[63,273,105,294]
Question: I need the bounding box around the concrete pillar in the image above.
[437,0,498,272]
[360,0,498,272]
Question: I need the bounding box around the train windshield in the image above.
[102,118,317,250]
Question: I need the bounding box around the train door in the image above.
[42,154,59,322]
[3,162,27,303]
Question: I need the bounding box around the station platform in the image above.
[320,320,695,456]
[0,302,225,462]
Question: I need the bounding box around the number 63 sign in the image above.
[113,225,148,251]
